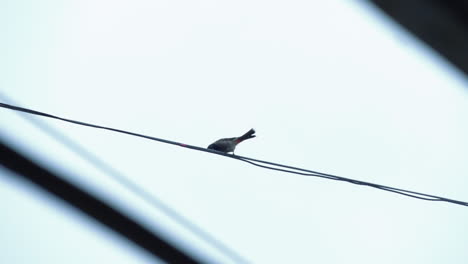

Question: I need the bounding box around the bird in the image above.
[208,129,256,154]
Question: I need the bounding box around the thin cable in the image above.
[1,101,467,207]
[0,96,250,264]
[235,157,467,205]
[235,157,444,201]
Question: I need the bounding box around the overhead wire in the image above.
[235,157,465,204]
[1,101,467,207]
[0,96,250,264]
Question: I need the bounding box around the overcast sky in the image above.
[2,0,468,263]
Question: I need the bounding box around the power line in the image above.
[0,96,250,264]
[235,157,467,204]
[1,101,467,207]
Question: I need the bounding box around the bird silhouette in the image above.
[208,129,256,154]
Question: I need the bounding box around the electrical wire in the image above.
[1,101,467,207]
[0,96,250,264]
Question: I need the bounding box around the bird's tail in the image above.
[237,128,256,142]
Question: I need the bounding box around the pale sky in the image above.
[2,0,468,263]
